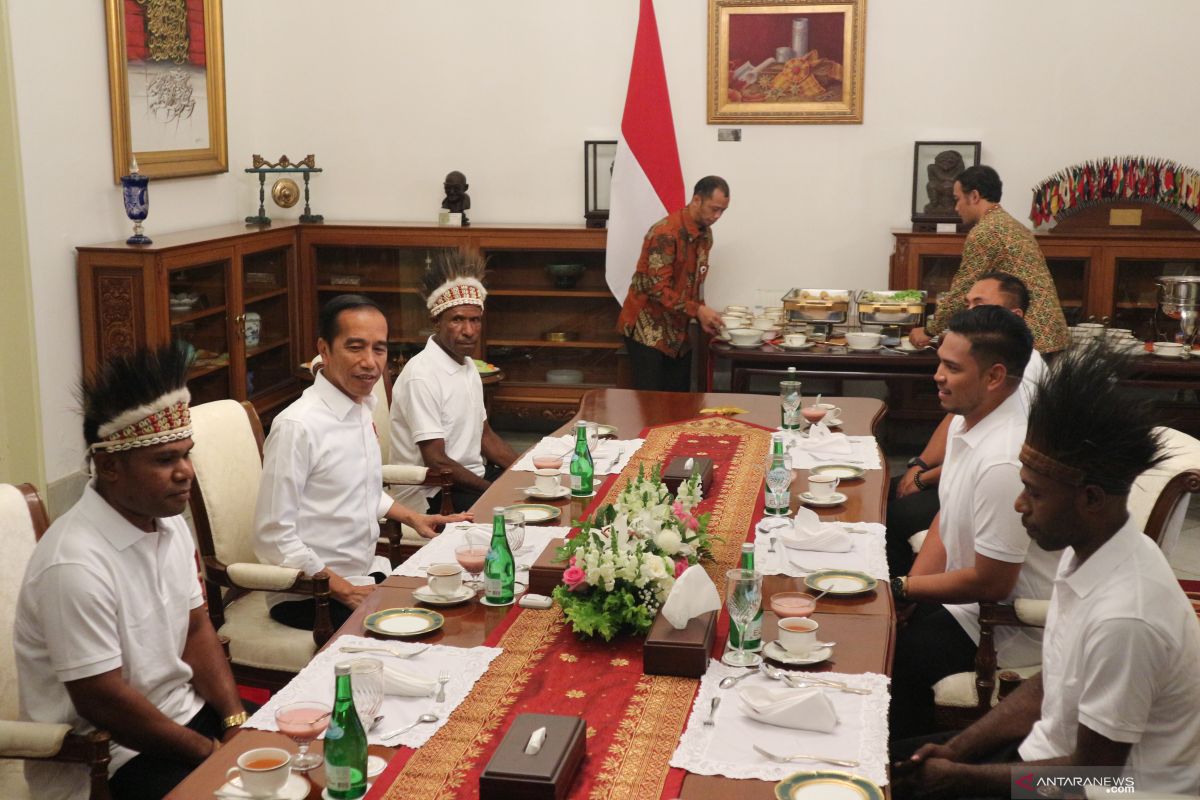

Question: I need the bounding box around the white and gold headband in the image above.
[91,387,192,453]
[427,278,486,318]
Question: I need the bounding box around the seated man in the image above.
[887,271,1047,575]
[894,343,1200,798]
[390,251,516,514]
[15,345,249,800]
[255,294,469,631]
[889,306,1058,740]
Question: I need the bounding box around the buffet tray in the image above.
[782,288,850,323]
[855,289,927,326]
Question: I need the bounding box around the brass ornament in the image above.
[271,178,300,209]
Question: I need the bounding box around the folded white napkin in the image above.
[777,508,852,552]
[794,423,852,455]
[661,565,721,630]
[382,664,436,697]
[737,685,839,732]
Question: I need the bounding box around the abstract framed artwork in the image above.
[104,0,228,181]
[708,0,867,124]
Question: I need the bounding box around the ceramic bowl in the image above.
[728,327,764,346]
[545,263,585,289]
[751,317,779,331]
[1075,323,1106,338]
[845,331,883,349]
[1152,342,1185,356]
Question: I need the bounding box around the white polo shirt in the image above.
[389,336,486,507]
[939,389,1058,668]
[1018,348,1045,414]
[14,484,205,799]
[1020,520,1200,793]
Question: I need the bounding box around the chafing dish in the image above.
[855,289,927,328]
[781,288,851,324]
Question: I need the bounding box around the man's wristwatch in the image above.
[913,471,929,491]
[222,711,248,730]
[890,575,909,601]
[906,456,929,471]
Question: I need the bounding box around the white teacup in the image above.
[899,335,914,350]
[845,331,882,349]
[808,473,840,498]
[534,468,562,495]
[226,748,291,797]
[783,333,808,347]
[427,562,464,598]
[721,314,748,329]
[778,617,820,656]
[816,403,842,420]
[1153,342,1185,356]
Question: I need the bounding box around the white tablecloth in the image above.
[752,521,889,580]
[511,436,644,475]
[785,432,883,471]
[670,660,891,786]
[391,522,571,581]
[244,635,501,747]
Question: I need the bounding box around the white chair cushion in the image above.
[188,401,264,567]
[0,720,71,758]
[932,664,1043,708]
[0,484,39,723]
[0,760,31,800]
[381,464,428,484]
[1130,427,1200,556]
[218,592,316,673]
[1014,598,1049,627]
[226,562,301,592]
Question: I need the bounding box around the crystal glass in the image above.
[274,700,330,772]
[349,658,384,730]
[455,543,489,588]
[585,420,600,454]
[504,508,526,555]
[764,452,794,517]
[780,380,802,429]
[722,568,763,667]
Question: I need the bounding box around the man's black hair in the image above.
[956,165,1003,202]
[977,270,1031,314]
[318,294,385,344]
[946,305,1032,379]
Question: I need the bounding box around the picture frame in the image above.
[104,0,228,182]
[911,141,981,228]
[708,0,867,125]
[584,140,617,228]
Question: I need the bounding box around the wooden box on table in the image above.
[479,713,586,800]
[528,537,568,596]
[643,609,717,679]
[662,456,714,495]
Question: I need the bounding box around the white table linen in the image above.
[391,522,571,581]
[753,521,889,580]
[785,432,883,471]
[511,436,644,475]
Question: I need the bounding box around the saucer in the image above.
[804,569,878,595]
[810,464,864,481]
[774,770,883,800]
[778,341,814,351]
[729,341,764,349]
[799,491,847,507]
[763,640,833,666]
[1151,349,1191,359]
[367,754,388,778]
[412,584,476,605]
[522,484,571,500]
[224,773,310,800]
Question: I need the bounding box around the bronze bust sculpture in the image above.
[442,170,470,226]
[924,150,966,215]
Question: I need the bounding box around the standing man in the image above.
[255,294,469,631]
[909,165,1068,354]
[15,345,248,800]
[390,251,517,513]
[617,175,729,391]
[894,344,1200,798]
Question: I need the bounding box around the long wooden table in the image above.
[168,390,893,799]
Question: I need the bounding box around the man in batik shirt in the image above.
[617,175,730,391]
[909,166,1069,354]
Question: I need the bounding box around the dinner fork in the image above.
[340,644,430,659]
[753,744,858,768]
[435,671,450,703]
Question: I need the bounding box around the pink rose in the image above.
[686,515,699,531]
[674,558,688,578]
[569,555,576,566]
[672,501,686,520]
[562,565,587,590]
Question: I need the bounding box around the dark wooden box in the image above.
[527,538,567,596]
[480,713,586,800]
[662,456,714,495]
[643,608,717,679]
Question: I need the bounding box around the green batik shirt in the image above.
[925,206,1070,353]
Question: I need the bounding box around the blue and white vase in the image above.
[121,158,152,245]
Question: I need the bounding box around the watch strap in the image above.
[222,711,248,730]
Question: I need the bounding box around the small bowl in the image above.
[769,592,817,618]
[546,263,585,289]
[728,327,764,346]
[751,318,779,331]
[1152,342,1185,356]
[532,455,564,470]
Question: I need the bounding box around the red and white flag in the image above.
[605,0,685,301]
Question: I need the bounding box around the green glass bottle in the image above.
[728,542,764,652]
[324,662,367,799]
[483,507,516,605]
[568,420,594,497]
[764,432,791,516]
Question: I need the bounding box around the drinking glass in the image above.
[585,421,600,454]
[455,543,489,588]
[504,508,526,555]
[763,452,793,516]
[274,700,330,772]
[723,568,763,667]
[350,658,384,730]
[780,380,802,430]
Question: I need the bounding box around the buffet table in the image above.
[168,390,893,800]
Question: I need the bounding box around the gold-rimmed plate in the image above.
[364,607,444,637]
[775,770,883,799]
[804,570,878,596]
[810,464,865,481]
[504,503,561,523]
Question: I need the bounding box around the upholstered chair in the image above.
[0,483,111,800]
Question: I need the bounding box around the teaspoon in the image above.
[717,669,757,689]
[381,712,439,742]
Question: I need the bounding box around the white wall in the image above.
[9,0,1200,482]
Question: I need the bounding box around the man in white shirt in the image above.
[890,305,1058,739]
[390,251,516,513]
[887,272,1045,576]
[255,295,469,630]
[894,343,1200,798]
[15,345,247,800]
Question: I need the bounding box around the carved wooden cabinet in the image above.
[78,223,304,424]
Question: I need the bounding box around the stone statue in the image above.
[924,150,966,215]
[442,170,470,226]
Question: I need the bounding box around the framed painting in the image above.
[104,0,228,182]
[911,141,981,226]
[708,0,867,124]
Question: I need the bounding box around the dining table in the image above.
[168,389,895,800]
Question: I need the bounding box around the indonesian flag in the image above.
[605,0,685,301]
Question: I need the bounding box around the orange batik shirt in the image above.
[617,209,713,357]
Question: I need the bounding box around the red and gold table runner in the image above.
[370,416,773,799]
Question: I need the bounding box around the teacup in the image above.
[899,335,914,350]
[427,562,464,598]
[1153,342,1185,356]
[778,617,820,656]
[534,468,562,495]
[1076,322,1106,338]
[783,333,808,347]
[721,314,748,330]
[725,305,751,315]
[816,403,842,421]
[226,748,291,797]
[532,454,563,470]
[845,331,883,350]
[728,327,764,346]
[751,317,779,331]
[808,473,840,498]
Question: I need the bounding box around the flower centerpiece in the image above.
[553,465,718,640]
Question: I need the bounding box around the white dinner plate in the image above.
[225,773,310,800]
[778,342,815,351]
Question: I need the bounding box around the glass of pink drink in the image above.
[801,406,827,425]
[274,701,330,772]
[455,544,490,589]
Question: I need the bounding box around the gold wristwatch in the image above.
[222,711,248,730]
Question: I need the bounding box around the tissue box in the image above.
[662,456,714,495]
[480,713,586,800]
[527,538,568,596]
[643,609,717,678]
